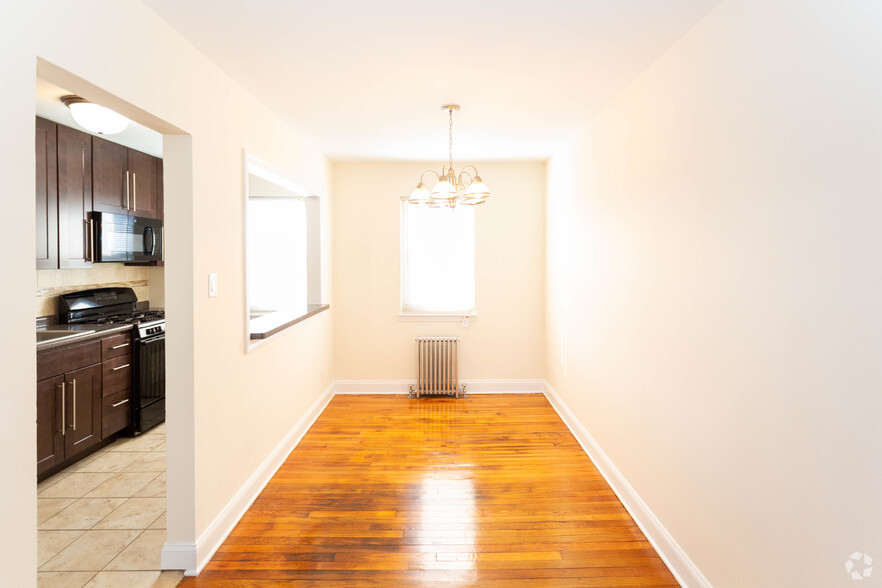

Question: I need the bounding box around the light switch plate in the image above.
[208,273,218,297]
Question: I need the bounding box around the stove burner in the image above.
[91,309,165,325]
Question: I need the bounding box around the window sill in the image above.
[249,304,330,340]
[398,312,477,322]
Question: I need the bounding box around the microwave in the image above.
[91,212,163,264]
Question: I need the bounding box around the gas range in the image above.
[59,288,165,338]
[59,287,166,435]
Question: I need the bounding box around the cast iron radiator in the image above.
[409,337,467,398]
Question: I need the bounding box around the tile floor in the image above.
[37,423,183,588]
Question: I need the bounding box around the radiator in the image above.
[410,337,467,398]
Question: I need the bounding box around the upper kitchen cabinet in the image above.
[57,124,93,269]
[92,135,162,220]
[36,117,58,270]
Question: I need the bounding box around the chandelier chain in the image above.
[448,107,454,174]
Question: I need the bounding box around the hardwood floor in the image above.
[181,394,678,586]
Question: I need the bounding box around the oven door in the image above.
[134,333,165,433]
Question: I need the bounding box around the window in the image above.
[400,202,475,315]
[244,154,325,347]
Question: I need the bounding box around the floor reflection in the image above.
[417,474,477,586]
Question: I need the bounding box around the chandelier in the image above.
[404,104,491,207]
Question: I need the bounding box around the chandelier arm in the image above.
[459,164,480,177]
[457,170,472,187]
[419,169,442,184]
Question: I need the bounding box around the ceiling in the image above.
[143,0,722,161]
[35,79,163,158]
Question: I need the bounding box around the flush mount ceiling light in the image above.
[404,105,491,208]
[61,95,130,135]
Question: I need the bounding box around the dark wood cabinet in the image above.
[57,124,93,269]
[36,375,64,474]
[92,135,162,220]
[36,118,58,270]
[63,364,102,456]
[36,118,164,270]
[37,335,119,477]
[92,136,129,215]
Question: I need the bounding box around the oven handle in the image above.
[138,332,166,344]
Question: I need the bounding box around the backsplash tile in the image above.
[37,265,153,318]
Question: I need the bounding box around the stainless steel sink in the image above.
[36,329,95,343]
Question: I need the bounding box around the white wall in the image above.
[546,1,882,586]
[333,161,545,383]
[0,0,332,582]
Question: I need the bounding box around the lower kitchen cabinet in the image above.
[37,331,132,477]
[36,363,101,476]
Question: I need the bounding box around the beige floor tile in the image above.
[148,422,166,435]
[38,473,115,499]
[38,530,85,567]
[152,570,184,587]
[37,471,71,493]
[83,473,160,498]
[38,498,75,525]
[72,451,148,473]
[84,570,161,588]
[104,530,165,571]
[39,498,127,530]
[148,512,166,530]
[93,498,166,530]
[37,571,95,588]
[108,435,165,452]
[40,529,141,571]
[133,472,166,498]
[122,452,166,473]
[152,441,166,451]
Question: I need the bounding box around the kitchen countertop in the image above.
[36,323,133,352]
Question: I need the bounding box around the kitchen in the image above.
[34,78,177,586]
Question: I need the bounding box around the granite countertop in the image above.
[36,323,134,352]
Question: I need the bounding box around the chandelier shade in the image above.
[404,105,491,208]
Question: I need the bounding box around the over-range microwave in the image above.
[90,211,163,264]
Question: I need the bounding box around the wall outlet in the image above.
[208,273,218,297]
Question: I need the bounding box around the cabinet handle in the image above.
[60,381,66,435]
[111,398,130,408]
[71,379,77,431]
[86,218,94,262]
[133,172,137,212]
[112,363,131,371]
[111,343,130,349]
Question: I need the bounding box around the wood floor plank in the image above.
[181,394,678,587]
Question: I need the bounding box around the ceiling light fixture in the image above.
[61,95,130,135]
[404,105,491,208]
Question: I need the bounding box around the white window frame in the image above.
[399,201,477,322]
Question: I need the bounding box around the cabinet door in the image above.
[64,364,102,458]
[57,125,92,269]
[37,375,65,475]
[36,117,58,269]
[92,136,129,215]
[128,150,160,219]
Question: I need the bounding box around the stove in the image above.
[59,287,166,435]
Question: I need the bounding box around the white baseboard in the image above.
[542,383,710,588]
[162,382,335,576]
[334,379,546,395]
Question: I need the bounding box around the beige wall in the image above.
[1,0,332,582]
[546,0,882,585]
[333,161,545,382]
[36,264,157,317]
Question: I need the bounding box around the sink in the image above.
[36,329,95,343]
